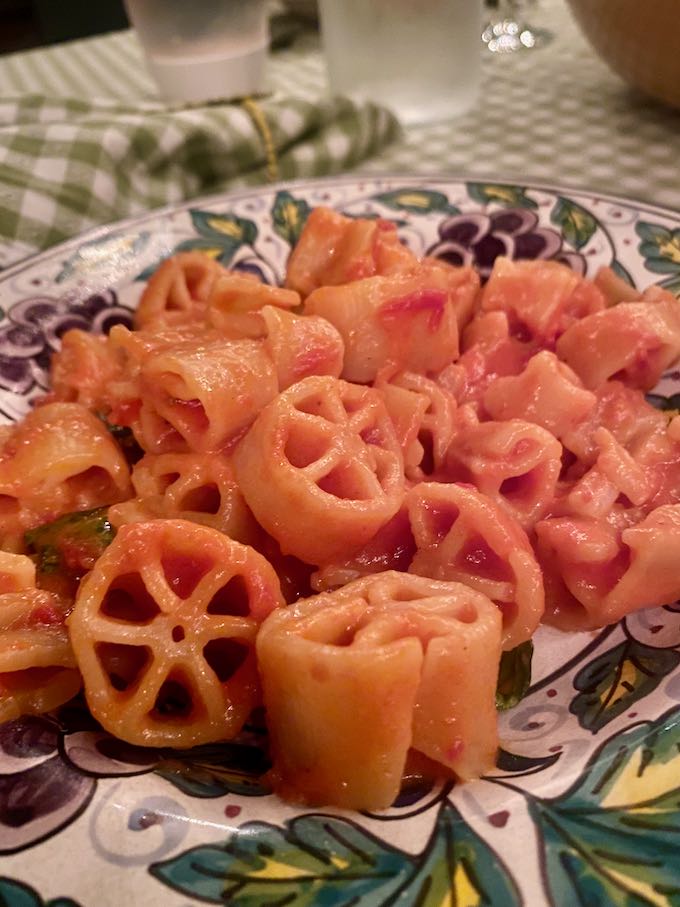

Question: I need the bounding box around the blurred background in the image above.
[0,0,320,52]
[3,0,680,113]
[1,0,129,52]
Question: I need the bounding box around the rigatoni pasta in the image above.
[256,571,501,810]
[0,402,132,550]
[284,206,418,297]
[0,552,80,722]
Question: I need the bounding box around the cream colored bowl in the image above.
[567,0,680,109]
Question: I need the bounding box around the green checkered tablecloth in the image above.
[1,0,679,268]
[0,92,399,268]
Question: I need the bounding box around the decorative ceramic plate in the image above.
[1,176,680,907]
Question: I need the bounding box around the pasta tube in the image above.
[257,571,501,810]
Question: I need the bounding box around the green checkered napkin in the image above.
[0,93,400,269]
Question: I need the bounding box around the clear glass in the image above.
[124,0,268,102]
[319,0,483,125]
[124,0,267,60]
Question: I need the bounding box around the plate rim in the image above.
[2,171,680,285]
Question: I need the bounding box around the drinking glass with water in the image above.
[318,0,483,125]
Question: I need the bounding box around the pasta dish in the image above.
[1,205,679,811]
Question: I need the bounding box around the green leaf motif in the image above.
[636,221,670,244]
[156,761,270,798]
[172,238,228,258]
[134,240,224,282]
[0,877,82,907]
[151,802,520,906]
[372,188,459,215]
[395,802,521,906]
[155,740,271,799]
[550,196,597,250]
[530,705,680,907]
[496,640,533,711]
[135,208,260,280]
[610,258,635,287]
[189,209,258,264]
[466,183,538,210]
[271,190,311,246]
[570,638,680,732]
[636,221,680,275]
[150,812,412,905]
[660,273,680,297]
[496,747,561,774]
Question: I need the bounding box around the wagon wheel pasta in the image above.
[259,305,345,390]
[110,451,259,544]
[257,571,501,810]
[561,427,653,521]
[0,551,36,593]
[49,329,124,411]
[134,251,229,330]
[482,351,597,444]
[537,504,680,630]
[311,507,416,593]
[376,378,430,474]
[561,379,667,466]
[233,375,405,564]
[534,516,627,630]
[480,256,605,345]
[440,310,534,409]
[376,369,457,480]
[631,414,680,511]
[69,519,283,746]
[443,416,562,530]
[407,482,544,649]
[604,504,680,620]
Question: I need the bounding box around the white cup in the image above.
[318,0,483,125]
[124,0,268,104]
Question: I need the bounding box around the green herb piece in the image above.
[25,506,116,584]
[97,414,144,466]
[496,640,533,711]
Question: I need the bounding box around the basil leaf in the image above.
[97,413,144,466]
[496,640,533,711]
[25,506,116,580]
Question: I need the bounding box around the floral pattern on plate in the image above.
[1,176,679,907]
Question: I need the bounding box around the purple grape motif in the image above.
[0,290,132,398]
[0,698,274,854]
[0,715,96,853]
[427,208,586,280]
